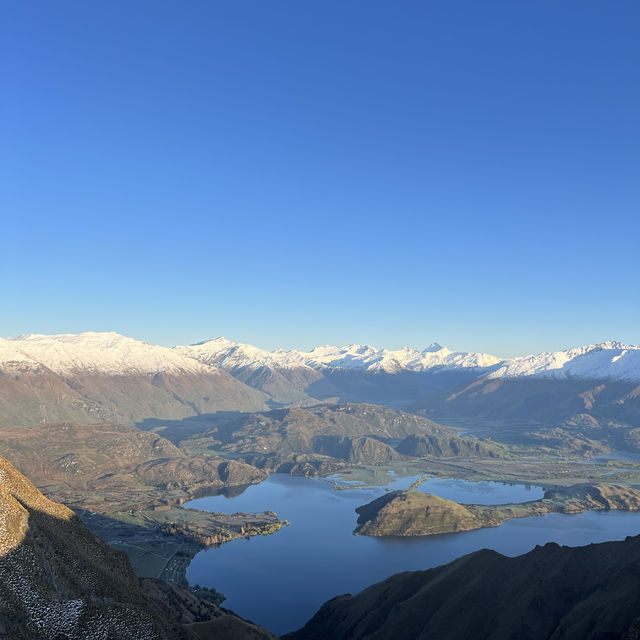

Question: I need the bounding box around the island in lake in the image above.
[354,483,640,536]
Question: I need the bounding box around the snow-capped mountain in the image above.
[297,343,501,372]
[174,337,325,405]
[177,337,640,381]
[487,341,640,382]
[174,337,314,371]
[177,337,640,427]
[418,340,640,428]
[0,337,44,372]
[177,338,501,374]
[4,332,215,376]
[0,332,269,428]
[3,332,639,383]
[2,332,639,430]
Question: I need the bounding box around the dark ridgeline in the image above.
[285,534,640,640]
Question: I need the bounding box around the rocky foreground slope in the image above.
[0,456,276,640]
[286,534,640,640]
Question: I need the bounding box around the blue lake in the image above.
[186,474,640,634]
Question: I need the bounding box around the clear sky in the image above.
[2,1,639,357]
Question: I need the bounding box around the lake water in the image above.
[186,474,640,635]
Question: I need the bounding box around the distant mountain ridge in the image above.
[1,332,639,434]
[486,340,640,381]
[3,332,638,381]
[178,338,640,431]
[2,332,222,376]
[176,337,502,374]
[180,336,640,382]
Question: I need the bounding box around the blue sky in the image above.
[2,1,639,357]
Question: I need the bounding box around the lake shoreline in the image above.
[183,471,640,635]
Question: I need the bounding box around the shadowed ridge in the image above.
[0,456,277,639]
[285,536,640,640]
[0,456,169,639]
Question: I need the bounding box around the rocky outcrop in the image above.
[395,433,507,458]
[311,435,401,463]
[354,483,640,537]
[355,491,482,536]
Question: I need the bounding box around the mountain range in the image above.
[1,332,639,436]
[5,332,638,381]
[179,336,640,379]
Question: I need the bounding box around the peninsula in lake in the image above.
[354,483,640,537]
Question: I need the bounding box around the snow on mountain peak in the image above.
[0,337,45,371]
[175,337,311,371]
[487,340,640,381]
[1,332,637,382]
[3,332,214,376]
[592,340,634,351]
[191,336,235,348]
[178,337,639,380]
[177,339,500,374]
